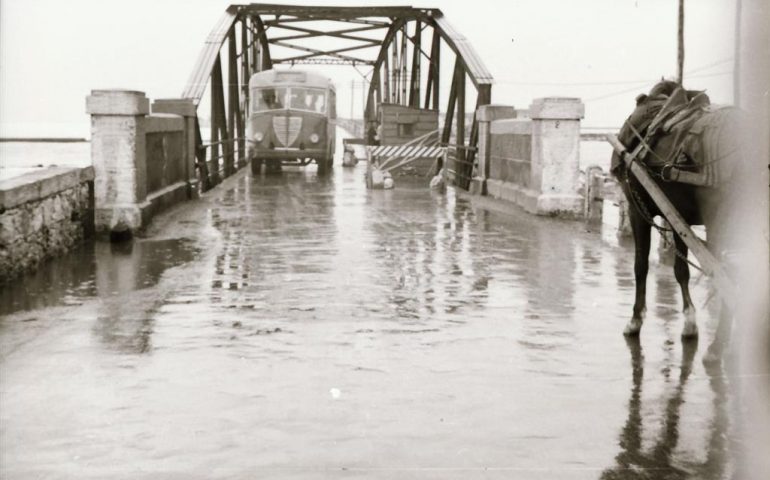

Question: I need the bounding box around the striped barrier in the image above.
[368,144,445,159]
[365,129,447,189]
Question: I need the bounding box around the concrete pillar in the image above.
[584,165,604,224]
[473,104,516,195]
[617,195,633,237]
[86,90,149,236]
[151,98,198,198]
[528,97,585,216]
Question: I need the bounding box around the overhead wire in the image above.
[585,69,733,102]
[493,57,733,90]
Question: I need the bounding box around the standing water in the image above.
[0,141,90,181]
[1,132,733,478]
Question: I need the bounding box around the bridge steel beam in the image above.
[361,11,493,189]
[181,5,493,191]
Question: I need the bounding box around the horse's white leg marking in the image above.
[624,308,646,336]
[681,308,698,339]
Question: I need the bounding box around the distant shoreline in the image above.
[0,138,88,143]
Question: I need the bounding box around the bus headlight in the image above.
[254,131,264,142]
[309,133,320,144]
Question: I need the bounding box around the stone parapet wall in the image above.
[477,98,585,218]
[489,119,532,188]
[87,91,197,236]
[0,167,94,283]
[144,114,186,196]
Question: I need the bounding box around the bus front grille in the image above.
[273,116,302,146]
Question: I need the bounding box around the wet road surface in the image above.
[1,155,734,478]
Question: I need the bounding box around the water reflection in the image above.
[202,170,340,313]
[0,242,97,316]
[1,151,735,476]
[0,238,198,319]
[362,184,491,322]
[522,219,577,319]
[92,240,197,353]
[0,237,198,356]
[601,338,729,478]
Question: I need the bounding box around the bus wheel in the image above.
[318,157,332,175]
[251,158,263,175]
[266,159,282,174]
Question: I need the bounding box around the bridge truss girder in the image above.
[181,4,493,191]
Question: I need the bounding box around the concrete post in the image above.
[617,195,633,237]
[473,105,516,195]
[86,90,149,236]
[584,165,604,224]
[152,98,198,198]
[528,97,585,216]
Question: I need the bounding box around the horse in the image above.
[611,79,746,343]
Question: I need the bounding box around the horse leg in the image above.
[625,212,651,336]
[673,233,698,339]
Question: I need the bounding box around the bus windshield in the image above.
[252,87,288,112]
[288,87,327,114]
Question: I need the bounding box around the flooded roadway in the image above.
[1,154,734,478]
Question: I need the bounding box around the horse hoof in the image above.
[702,348,721,366]
[702,339,725,366]
[623,319,642,336]
[681,321,699,339]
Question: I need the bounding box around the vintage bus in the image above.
[246,69,336,173]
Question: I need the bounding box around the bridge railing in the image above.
[196,136,247,191]
[444,143,477,190]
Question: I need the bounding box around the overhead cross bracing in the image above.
[182,3,494,191]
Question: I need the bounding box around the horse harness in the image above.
[620,87,719,274]
[632,87,726,188]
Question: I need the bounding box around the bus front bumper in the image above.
[248,146,328,161]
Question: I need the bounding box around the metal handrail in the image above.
[199,137,245,149]
[442,142,476,152]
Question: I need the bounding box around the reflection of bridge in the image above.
[180,4,492,191]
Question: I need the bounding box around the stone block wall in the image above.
[0,167,94,283]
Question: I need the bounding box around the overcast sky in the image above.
[0,0,737,137]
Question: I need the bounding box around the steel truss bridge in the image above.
[182,3,493,190]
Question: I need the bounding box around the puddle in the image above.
[0,238,200,317]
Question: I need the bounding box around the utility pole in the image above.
[677,0,685,84]
[733,0,742,106]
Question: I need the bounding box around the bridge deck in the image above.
[1,147,733,477]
